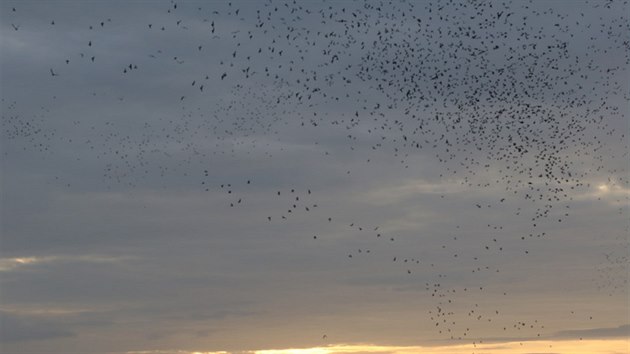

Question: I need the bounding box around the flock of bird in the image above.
[2,0,628,348]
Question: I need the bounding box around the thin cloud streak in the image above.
[0,255,132,272]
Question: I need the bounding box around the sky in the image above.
[0,1,628,354]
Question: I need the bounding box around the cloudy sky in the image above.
[1,1,628,353]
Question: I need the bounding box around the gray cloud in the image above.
[552,325,630,340]
[0,311,75,343]
[1,0,628,353]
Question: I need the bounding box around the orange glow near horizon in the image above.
[253,339,629,354]
[142,339,629,354]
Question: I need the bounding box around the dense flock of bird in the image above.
[2,0,628,348]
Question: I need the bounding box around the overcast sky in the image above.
[1,1,628,353]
